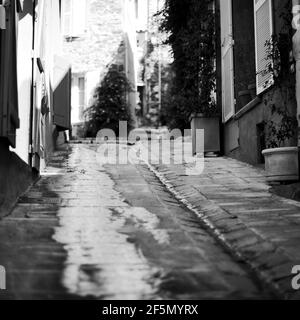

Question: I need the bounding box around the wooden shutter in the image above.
[16,0,24,13]
[254,0,273,94]
[62,0,86,37]
[53,55,71,130]
[0,0,19,147]
[62,0,72,36]
[72,0,86,36]
[220,0,235,122]
[78,76,85,120]
[0,4,6,29]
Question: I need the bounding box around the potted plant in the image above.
[159,0,220,155]
[261,35,299,182]
[262,105,298,182]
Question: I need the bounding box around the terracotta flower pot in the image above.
[262,147,299,182]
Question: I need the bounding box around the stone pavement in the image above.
[138,140,300,299]
[0,143,273,299]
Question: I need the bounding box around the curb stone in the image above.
[144,162,300,300]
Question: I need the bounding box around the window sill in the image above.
[233,96,262,120]
[64,36,81,42]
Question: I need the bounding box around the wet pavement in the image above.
[0,144,273,299]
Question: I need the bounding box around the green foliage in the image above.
[262,33,297,149]
[159,0,217,129]
[84,67,133,137]
[265,107,297,149]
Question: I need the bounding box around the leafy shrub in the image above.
[262,34,297,148]
[84,67,133,137]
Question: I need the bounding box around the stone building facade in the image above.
[62,0,173,135]
[62,0,139,136]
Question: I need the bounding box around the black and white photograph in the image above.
[1,0,300,306]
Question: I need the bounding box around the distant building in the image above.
[62,0,172,136]
[62,0,140,137]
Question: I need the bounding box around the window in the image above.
[221,0,274,120]
[62,0,87,38]
[254,0,273,94]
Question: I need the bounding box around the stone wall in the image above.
[63,0,125,80]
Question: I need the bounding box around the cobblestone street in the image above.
[0,143,273,299]
[2,0,300,308]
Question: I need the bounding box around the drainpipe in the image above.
[28,0,36,167]
[292,0,300,145]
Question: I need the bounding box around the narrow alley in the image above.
[3,0,300,305]
[0,143,272,299]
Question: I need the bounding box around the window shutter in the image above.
[17,0,24,13]
[62,0,72,36]
[62,0,86,37]
[135,0,138,19]
[220,0,235,122]
[72,0,87,36]
[78,76,85,120]
[0,0,19,147]
[53,55,71,130]
[254,0,273,94]
[0,5,6,29]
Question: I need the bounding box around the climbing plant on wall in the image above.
[159,0,217,130]
[262,1,298,148]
